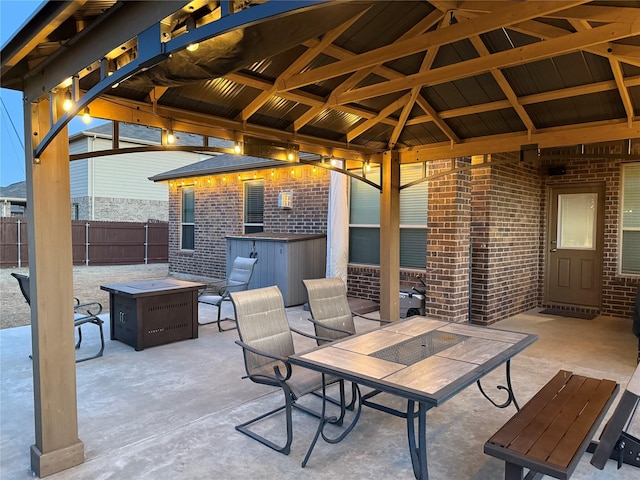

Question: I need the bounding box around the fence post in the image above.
[17,219,21,268]
[144,223,149,265]
[85,222,90,266]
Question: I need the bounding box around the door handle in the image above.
[550,248,557,252]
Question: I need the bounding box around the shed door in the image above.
[545,183,604,307]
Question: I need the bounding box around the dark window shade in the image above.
[244,180,264,233]
[181,186,195,250]
[622,163,640,274]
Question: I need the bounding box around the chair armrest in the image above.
[290,326,335,343]
[306,317,352,336]
[74,314,103,326]
[74,301,103,316]
[234,339,292,381]
[352,311,390,323]
[198,281,226,297]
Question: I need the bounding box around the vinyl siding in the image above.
[69,137,89,197]
[71,136,205,201]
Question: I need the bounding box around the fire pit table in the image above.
[101,279,205,351]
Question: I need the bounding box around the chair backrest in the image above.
[303,277,355,343]
[231,285,294,377]
[11,273,31,305]
[226,256,258,292]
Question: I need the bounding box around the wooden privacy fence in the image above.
[0,218,168,268]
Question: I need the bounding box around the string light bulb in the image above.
[167,130,176,144]
[234,141,242,154]
[82,107,91,124]
[62,90,73,111]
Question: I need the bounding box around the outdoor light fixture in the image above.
[185,16,199,52]
[82,107,91,124]
[62,90,73,111]
[330,158,337,167]
[234,141,242,154]
[167,130,176,144]
[365,161,371,172]
[287,150,295,161]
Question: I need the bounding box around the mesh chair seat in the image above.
[231,285,349,455]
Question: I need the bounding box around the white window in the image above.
[181,186,194,250]
[244,180,264,234]
[349,164,427,269]
[621,163,640,275]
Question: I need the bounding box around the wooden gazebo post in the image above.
[379,150,400,322]
[25,97,84,477]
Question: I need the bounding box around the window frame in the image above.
[348,164,428,269]
[180,185,195,251]
[619,162,640,276]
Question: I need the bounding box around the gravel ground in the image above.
[1,264,170,330]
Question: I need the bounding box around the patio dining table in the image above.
[289,316,538,480]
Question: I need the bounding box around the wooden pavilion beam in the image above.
[278,1,588,91]
[399,118,640,162]
[334,21,640,105]
[236,8,368,122]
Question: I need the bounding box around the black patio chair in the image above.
[11,272,105,363]
[230,285,348,455]
[198,256,258,331]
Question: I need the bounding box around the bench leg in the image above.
[505,463,543,480]
[505,462,523,480]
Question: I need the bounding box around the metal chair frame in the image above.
[231,285,348,455]
[198,256,258,331]
[11,272,105,362]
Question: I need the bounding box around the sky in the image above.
[0,0,104,187]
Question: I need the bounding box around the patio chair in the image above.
[302,277,388,344]
[230,285,349,455]
[198,256,258,331]
[11,272,105,363]
[303,277,397,414]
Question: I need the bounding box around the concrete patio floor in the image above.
[1,303,639,480]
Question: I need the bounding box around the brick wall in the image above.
[425,158,472,323]
[165,145,639,322]
[541,142,639,318]
[471,162,541,325]
[168,166,330,279]
[72,196,168,222]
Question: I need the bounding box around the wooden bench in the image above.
[484,370,619,480]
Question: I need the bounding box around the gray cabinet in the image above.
[226,233,326,306]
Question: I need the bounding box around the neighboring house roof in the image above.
[149,154,286,182]
[0,181,26,202]
[71,122,231,149]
